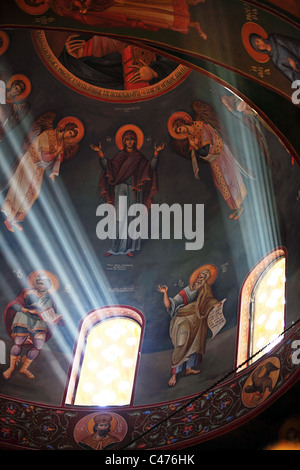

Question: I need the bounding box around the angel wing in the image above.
[0,112,57,193]
[171,100,256,180]
[22,111,56,154]
[194,99,257,179]
[220,94,272,166]
[0,101,31,142]
[169,100,229,161]
[192,99,231,144]
[25,112,81,163]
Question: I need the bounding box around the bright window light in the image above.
[65,306,143,407]
[250,256,285,364]
[236,249,286,370]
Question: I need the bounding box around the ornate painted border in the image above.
[0,322,298,450]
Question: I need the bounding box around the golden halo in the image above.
[0,31,10,56]
[6,74,31,102]
[241,22,270,64]
[115,124,144,150]
[87,413,118,434]
[189,264,218,286]
[15,0,50,15]
[27,270,59,294]
[167,111,193,140]
[57,116,85,144]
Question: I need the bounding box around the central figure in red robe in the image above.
[91,125,164,256]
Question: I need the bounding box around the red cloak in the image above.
[98,148,158,209]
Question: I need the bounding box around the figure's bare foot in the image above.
[127,252,134,257]
[4,218,14,232]
[185,368,200,376]
[230,207,244,220]
[168,374,177,387]
[104,252,111,257]
[234,207,244,220]
[19,358,34,379]
[19,368,34,379]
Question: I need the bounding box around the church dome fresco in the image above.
[0,0,299,452]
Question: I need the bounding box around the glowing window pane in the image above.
[74,317,141,406]
[250,257,285,364]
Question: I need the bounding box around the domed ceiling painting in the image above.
[0,0,299,451]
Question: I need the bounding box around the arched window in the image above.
[64,306,144,407]
[236,248,286,370]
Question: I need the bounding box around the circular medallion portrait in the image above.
[73,411,128,450]
[242,357,281,408]
[32,30,190,102]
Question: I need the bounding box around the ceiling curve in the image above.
[0,0,299,453]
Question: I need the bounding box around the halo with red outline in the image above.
[57,116,85,144]
[167,111,193,139]
[241,22,270,64]
[15,0,50,15]
[115,124,144,150]
[27,270,60,294]
[6,74,31,102]
[0,31,10,56]
[189,264,218,286]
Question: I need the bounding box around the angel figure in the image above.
[168,100,250,220]
[0,74,31,142]
[220,93,272,166]
[1,112,84,232]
